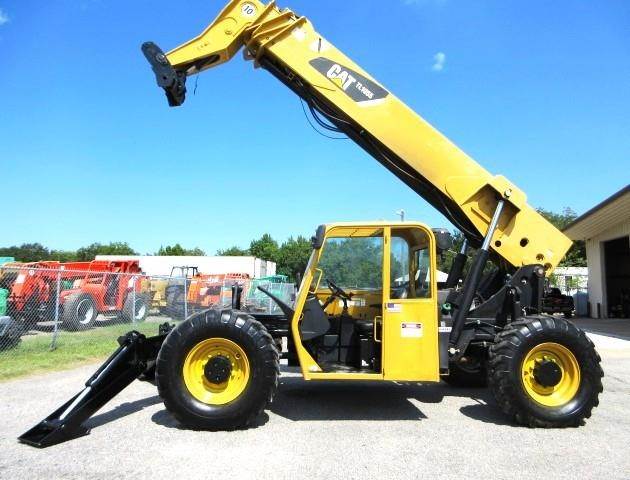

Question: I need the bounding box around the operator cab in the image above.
[289,223,438,379]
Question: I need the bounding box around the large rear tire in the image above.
[121,293,149,323]
[62,293,98,331]
[156,309,279,430]
[165,287,186,320]
[488,316,603,427]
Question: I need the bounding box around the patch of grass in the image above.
[0,322,162,382]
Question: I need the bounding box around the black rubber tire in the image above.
[121,293,149,323]
[156,309,279,430]
[165,287,186,320]
[62,293,98,331]
[0,318,24,351]
[488,316,603,427]
[444,357,487,388]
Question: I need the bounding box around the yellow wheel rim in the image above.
[521,342,580,407]
[183,338,250,405]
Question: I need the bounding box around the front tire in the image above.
[156,309,279,430]
[62,293,98,331]
[121,293,149,323]
[488,316,603,427]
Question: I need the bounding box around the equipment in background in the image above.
[21,0,603,447]
[150,266,198,315]
[242,275,296,315]
[153,267,250,320]
[7,260,150,331]
[542,287,575,319]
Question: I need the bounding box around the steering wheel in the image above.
[326,279,353,300]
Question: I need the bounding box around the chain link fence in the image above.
[0,264,295,378]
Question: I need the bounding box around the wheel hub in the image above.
[533,359,562,387]
[183,338,250,405]
[204,355,232,384]
[521,342,581,407]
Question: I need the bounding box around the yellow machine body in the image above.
[163,0,572,273]
[290,222,440,382]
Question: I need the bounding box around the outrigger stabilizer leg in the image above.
[19,324,173,448]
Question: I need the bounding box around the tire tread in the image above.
[488,315,603,428]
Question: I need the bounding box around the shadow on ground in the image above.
[269,374,507,424]
[572,317,630,341]
[72,366,512,433]
[86,395,163,429]
[149,371,510,429]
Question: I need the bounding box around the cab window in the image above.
[391,228,432,299]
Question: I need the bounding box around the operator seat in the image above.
[354,319,374,336]
[300,295,331,341]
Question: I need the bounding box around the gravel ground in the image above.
[1,333,629,480]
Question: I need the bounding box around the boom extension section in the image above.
[142,0,572,272]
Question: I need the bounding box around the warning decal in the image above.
[401,322,423,338]
[386,303,401,313]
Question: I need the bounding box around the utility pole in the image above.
[395,209,405,222]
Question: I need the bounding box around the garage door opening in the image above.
[604,236,630,318]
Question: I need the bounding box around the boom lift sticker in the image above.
[310,58,389,104]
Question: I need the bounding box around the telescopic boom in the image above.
[142,0,572,272]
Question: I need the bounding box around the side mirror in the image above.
[432,228,453,252]
[311,225,326,250]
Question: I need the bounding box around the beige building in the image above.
[564,185,629,319]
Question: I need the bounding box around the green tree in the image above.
[537,207,586,267]
[76,242,137,261]
[217,246,250,256]
[50,250,79,262]
[276,236,312,281]
[156,244,205,256]
[537,207,578,230]
[0,243,51,262]
[249,234,279,262]
[318,237,383,288]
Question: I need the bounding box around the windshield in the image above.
[315,236,383,290]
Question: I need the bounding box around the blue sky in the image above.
[0,0,628,254]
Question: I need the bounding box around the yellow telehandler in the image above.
[20,0,602,448]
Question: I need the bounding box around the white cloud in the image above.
[0,8,9,26]
[432,52,446,72]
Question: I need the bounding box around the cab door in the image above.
[381,226,440,382]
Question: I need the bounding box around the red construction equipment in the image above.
[7,260,150,330]
[165,271,250,319]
